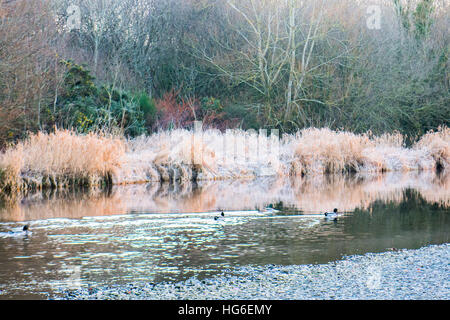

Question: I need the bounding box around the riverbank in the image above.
[1,126,448,193]
[53,243,449,300]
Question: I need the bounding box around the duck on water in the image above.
[213,205,279,220]
[324,208,339,220]
[260,204,280,213]
[4,224,31,237]
[214,212,225,221]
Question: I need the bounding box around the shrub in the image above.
[53,60,146,137]
[154,89,198,130]
[137,92,157,130]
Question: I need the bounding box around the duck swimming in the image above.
[324,208,339,220]
[6,224,30,236]
[261,204,280,213]
[214,212,225,221]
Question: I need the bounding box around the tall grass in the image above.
[414,126,450,171]
[289,127,448,175]
[291,128,372,174]
[0,129,125,191]
[0,144,23,190]
[0,126,448,191]
[120,128,281,182]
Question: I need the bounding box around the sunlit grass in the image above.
[0,126,448,191]
[415,126,449,170]
[0,129,125,191]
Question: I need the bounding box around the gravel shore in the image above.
[55,243,449,300]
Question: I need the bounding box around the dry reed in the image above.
[290,127,449,175]
[292,128,371,174]
[414,126,450,170]
[1,126,449,191]
[0,129,125,190]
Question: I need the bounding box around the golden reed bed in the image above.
[0,126,448,192]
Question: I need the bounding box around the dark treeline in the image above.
[0,0,448,147]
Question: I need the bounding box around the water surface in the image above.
[0,172,448,299]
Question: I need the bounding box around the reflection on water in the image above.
[1,171,449,222]
[0,171,448,299]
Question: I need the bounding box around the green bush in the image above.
[52,60,146,136]
[137,92,157,130]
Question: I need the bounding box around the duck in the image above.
[214,212,225,221]
[324,208,339,220]
[7,224,30,236]
[261,204,279,213]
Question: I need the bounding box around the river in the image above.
[0,171,448,299]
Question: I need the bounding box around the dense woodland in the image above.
[0,0,448,148]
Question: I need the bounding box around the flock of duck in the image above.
[214,206,340,221]
[2,208,340,237]
[214,204,281,221]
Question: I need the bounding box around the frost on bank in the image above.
[0,126,448,191]
[114,126,449,184]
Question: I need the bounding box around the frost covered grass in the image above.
[290,127,445,175]
[115,126,449,183]
[0,126,448,191]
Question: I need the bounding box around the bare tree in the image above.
[0,0,57,145]
[195,0,352,127]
